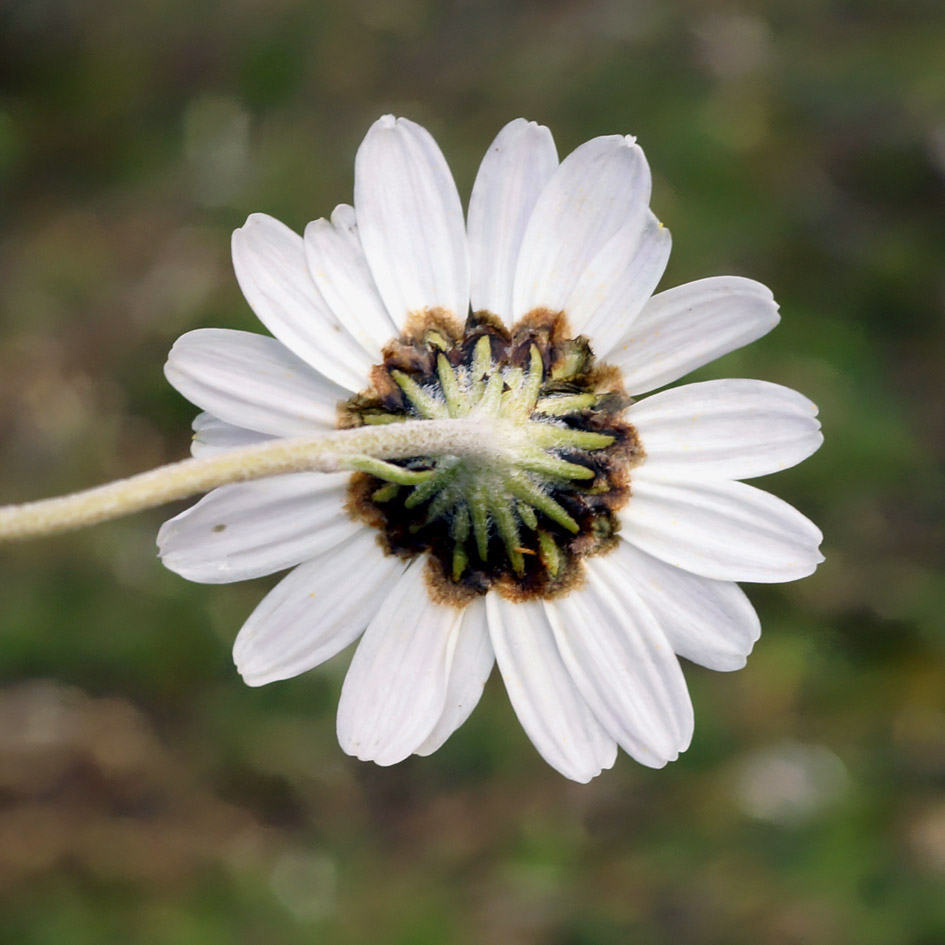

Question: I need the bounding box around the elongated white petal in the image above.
[337,560,464,765]
[354,116,469,327]
[611,540,761,671]
[190,413,276,458]
[415,597,494,755]
[630,379,823,480]
[620,478,824,583]
[165,329,343,437]
[234,529,405,687]
[567,212,671,354]
[512,134,651,319]
[157,472,358,583]
[303,204,397,359]
[467,119,558,322]
[231,213,371,391]
[546,556,694,766]
[610,276,780,395]
[486,595,617,782]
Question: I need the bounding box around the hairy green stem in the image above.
[0,418,499,544]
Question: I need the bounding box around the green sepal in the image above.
[371,482,400,502]
[452,543,469,581]
[507,476,580,533]
[534,393,596,415]
[516,448,595,481]
[343,455,433,485]
[526,423,615,452]
[538,530,563,578]
[392,370,448,419]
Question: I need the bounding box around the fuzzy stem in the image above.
[0,418,499,544]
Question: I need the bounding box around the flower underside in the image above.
[343,309,643,606]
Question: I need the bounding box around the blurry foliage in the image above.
[1,0,945,942]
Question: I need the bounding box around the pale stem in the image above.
[0,418,501,544]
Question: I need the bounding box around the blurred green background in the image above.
[1,0,944,942]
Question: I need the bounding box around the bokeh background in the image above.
[1,0,944,942]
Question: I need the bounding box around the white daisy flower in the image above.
[158,116,824,782]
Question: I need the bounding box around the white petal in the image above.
[337,560,464,766]
[354,115,469,327]
[620,478,824,583]
[609,276,780,395]
[630,378,823,480]
[231,213,371,391]
[303,204,397,359]
[467,119,558,321]
[567,212,672,355]
[546,556,694,766]
[165,329,343,437]
[157,472,358,583]
[190,412,276,458]
[234,529,405,687]
[415,597,494,756]
[512,134,652,319]
[610,540,761,671]
[486,595,617,782]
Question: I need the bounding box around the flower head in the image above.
[159,116,823,781]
